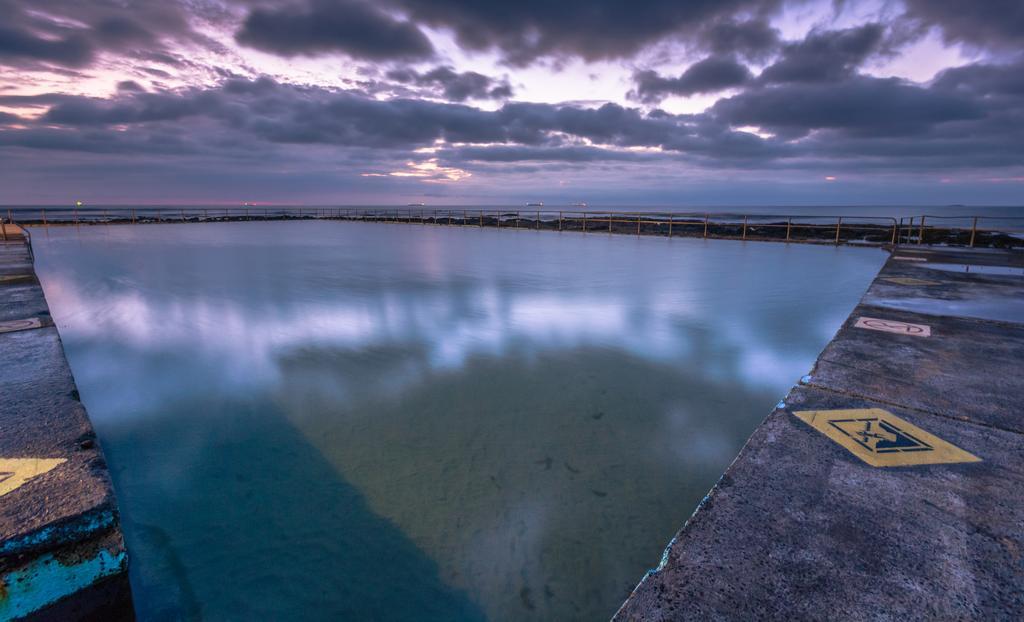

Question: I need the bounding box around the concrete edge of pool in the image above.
[613,245,1024,620]
[0,233,134,622]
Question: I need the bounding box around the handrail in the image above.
[5,207,1021,249]
[22,222,34,262]
[0,214,34,261]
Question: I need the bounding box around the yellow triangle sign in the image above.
[0,458,67,497]
[793,409,981,467]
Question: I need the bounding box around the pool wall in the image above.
[0,232,134,621]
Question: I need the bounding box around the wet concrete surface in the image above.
[863,249,1024,324]
[808,304,1024,434]
[615,246,1024,620]
[0,238,133,620]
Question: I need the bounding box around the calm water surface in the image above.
[33,222,885,621]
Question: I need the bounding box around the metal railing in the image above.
[0,217,33,262]
[896,215,1024,248]
[4,207,1022,249]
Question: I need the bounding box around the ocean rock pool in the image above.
[32,221,885,621]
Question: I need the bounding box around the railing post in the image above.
[1,216,6,241]
[180,208,185,222]
[835,217,842,245]
[608,213,612,233]
[558,211,562,231]
[636,215,641,235]
[479,211,483,227]
[786,217,792,242]
[668,214,673,237]
[969,216,978,248]
[918,216,925,245]
[891,220,898,245]
[742,215,747,240]
[583,212,587,232]
[516,211,520,229]
[42,209,47,227]
[463,209,467,225]
[157,208,162,223]
[703,214,709,238]
[536,210,540,230]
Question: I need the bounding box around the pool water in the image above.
[32,222,885,621]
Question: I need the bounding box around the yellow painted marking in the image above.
[0,458,67,497]
[880,276,941,286]
[0,317,43,334]
[855,316,930,337]
[793,409,981,467]
[0,275,32,283]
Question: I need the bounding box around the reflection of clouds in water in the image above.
[32,223,887,622]
[663,404,736,465]
[42,272,829,399]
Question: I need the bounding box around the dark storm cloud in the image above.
[758,23,885,84]
[932,60,1024,97]
[4,79,697,153]
[631,57,752,103]
[0,0,205,69]
[382,0,783,65]
[438,145,659,163]
[0,24,94,68]
[235,0,435,61]
[42,91,223,125]
[0,127,204,155]
[629,24,886,104]
[712,76,983,138]
[117,81,147,93]
[4,59,1024,176]
[902,0,1024,50]
[385,67,512,102]
[697,18,780,60]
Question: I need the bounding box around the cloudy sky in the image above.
[1,0,1022,206]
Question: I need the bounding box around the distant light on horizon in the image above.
[824,176,837,182]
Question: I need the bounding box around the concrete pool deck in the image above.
[614,246,1024,620]
[0,235,133,621]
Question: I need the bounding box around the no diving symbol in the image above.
[828,418,931,454]
[854,316,930,337]
[793,409,980,467]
